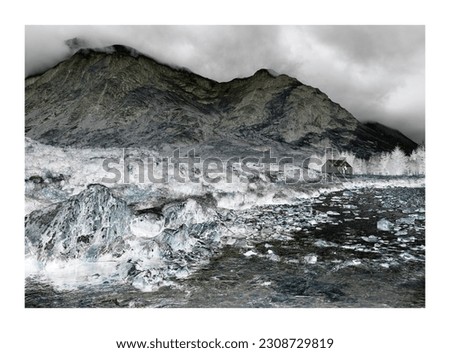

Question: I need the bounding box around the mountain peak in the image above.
[74,44,144,58]
[253,68,280,78]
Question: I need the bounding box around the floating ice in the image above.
[362,235,379,243]
[332,258,363,271]
[397,236,416,243]
[314,239,338,248]
[377,218,394,231]
[304,254,318,264]
[244,250,257,257]
[342,244,359,250]
[266,249,280,262]
[396,217,415,225]
[400,252,416,261]
[326,211,340,216]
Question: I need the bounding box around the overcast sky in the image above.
[25,25,425,143]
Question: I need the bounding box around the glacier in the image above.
[25,180,221,291]
[25,138,425,300]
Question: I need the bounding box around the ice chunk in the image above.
[362,235,379,243]
[25,183,223,292]
[271,234,294,241]
[304,254,318,264]
[314,239,338,248]
[396,217,415,225]
[327,211,341,216]
[226,237,237,245]
[175,267,190,279]
[332,258,362,271]
[157,226,197,252]
[25,184,131,261]
[131,213,164,238]
[397,236,416,243]
[377,218,394,231]
[244,250,257,257]
[163,198,215,229]
[267,249,280,262]
[400,252,416,261]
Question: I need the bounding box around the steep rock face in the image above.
[25,184,131,261]
[359,122,418,152]
[25,45,417,156]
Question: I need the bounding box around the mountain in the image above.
[25,44,418,157]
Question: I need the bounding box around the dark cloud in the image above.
[25,25,425,143]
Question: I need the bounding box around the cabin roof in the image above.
[325,159,352,167]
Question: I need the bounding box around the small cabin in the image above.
[322,159,353,175]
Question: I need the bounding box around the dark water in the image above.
[26,187,425,308]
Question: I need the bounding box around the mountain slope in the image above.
[25,44,417,157]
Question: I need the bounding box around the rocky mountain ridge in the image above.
[25,44,418,157]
